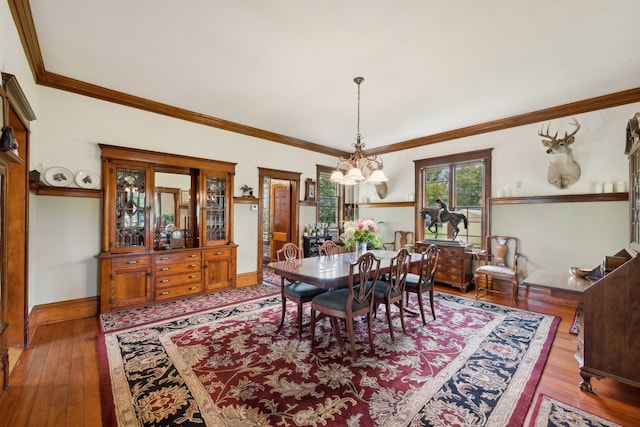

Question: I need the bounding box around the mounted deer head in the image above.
[539,118,581,189]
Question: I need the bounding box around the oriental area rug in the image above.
[527,394,623,427]
[99,292,559,426]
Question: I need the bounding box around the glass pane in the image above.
[115,167,146,248]
[318,173,338,226]
[454,162,484,246]
[423,167,449,207]
[205,176,226,241]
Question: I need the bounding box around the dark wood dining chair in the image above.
[318,240,339,256]
[404,244,440,325]
[310,252,381,358]
[276,242,326,339]
[373,248,411,340]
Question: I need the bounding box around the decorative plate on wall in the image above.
[44,166,73,187]
[75,170,100,189]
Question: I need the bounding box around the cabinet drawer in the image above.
[435,270,463,284]
[112,255,152,270]
[155,283,202,300]
[443,247,464,258]
[155,271,202,288]
[441,257,463,267]
[204,248,232,260]
[155,260,202,276]
[155,250,201,264]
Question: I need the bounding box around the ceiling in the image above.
[17,1,640,154]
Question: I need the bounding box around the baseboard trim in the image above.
[26,273,263,338]
[28,296,99,341]
[237,271,260,288]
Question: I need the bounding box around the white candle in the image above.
[496,190,503,198]
[614,180,626,193]
[604,183,613,193]
[595,182,604,193]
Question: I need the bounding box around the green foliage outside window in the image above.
[318,173,338,225]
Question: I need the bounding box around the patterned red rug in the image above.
[99,292,558,426]
[100,283,279,332]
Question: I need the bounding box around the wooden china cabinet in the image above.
[98,144,237,313]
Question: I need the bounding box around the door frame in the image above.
[2,73,35,349]
[257,168,300,278]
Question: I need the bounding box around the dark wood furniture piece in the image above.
[373,248,411,341]
[415,240,473,292]
[275,243,326,339]
[317,240,339,256]
[576,249,640,392]
[302,235,332,257]
[0,149,24,391]
[405,244,440,324]
[310,252,381,358]
[97,144,237,313]
[268,250,422,290]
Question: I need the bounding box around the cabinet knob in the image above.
[189,254,198,258]
[189,264,197,268]
[159,291,169,296]
[160,267,170,271]
[188,275,198,279]
[126,260,138,264]
[160,279,170,283]
[189,286,198,290]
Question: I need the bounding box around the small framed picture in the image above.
[305,178,316,201]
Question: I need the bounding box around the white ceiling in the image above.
[28,0,640,152]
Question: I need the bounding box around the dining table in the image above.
[267,249,423,290]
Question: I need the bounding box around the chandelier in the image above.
[330,77,389,185]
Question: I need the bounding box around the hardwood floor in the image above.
[0,286,638,426]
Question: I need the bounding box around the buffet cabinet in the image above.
[416,241,473,291]
[98,144,237,313]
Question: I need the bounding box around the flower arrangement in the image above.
[340,217,382,250]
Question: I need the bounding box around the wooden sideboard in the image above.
[97,144,237,313]
[416,240,473,292]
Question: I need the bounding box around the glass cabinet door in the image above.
[113,164,150,250]
[202,172,229,245]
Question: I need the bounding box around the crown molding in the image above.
[9,0,640,158]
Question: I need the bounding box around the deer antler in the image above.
[538,118,581,143]
[538,123,559,141]
[564,118,581,139]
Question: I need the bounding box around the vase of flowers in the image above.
[340,218,382,257]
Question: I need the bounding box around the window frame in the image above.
[414,149,492,246]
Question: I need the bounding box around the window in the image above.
[415,149,492,247]
[317,166,340,238]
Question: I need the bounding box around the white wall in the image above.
[27,87,640,308]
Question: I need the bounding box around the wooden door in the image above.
[270,180,292,261]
